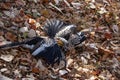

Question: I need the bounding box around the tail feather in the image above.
[0,37,43,49]
[0,41,25,49]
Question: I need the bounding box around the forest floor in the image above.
[0,0,120,80]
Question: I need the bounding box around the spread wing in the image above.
[31,38,65,65]
[43,19,76,40]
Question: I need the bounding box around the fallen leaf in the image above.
[98,47,114,60]
[35,59,47,71]
[104,32,112,39]
[0,73,12,80]
[66,58,73,67]
[19,27,28,33]
[5,32,17,41]
[29,25,37,30]
[81,56,88,64]
[0,21,4,26]
[28,29,36,38]
[15,0,26,6]
[89,3,96,9]
[32,67,40,73]
[92,70,100,76]
[112,25,119,35]
[71,2,82,9]
[0,68,8,72]
[0,31,4,36]
[0,55,14,62]
[0,3,11,10]
[28,18,36,25]
[59,69,68,76]
[98,7,107,14]
[41,9,49,17]
[3,8,19,18]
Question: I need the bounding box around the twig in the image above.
[49,2,64,14]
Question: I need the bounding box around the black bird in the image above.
[0,19,86,67]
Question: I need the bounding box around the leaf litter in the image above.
[0,0,120,79]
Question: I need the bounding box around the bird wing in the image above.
[31,39,65,65]
[43,19,76,39]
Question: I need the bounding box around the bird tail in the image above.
[0,41,25,49]
[0,37,43,49]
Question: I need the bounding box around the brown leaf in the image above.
[15,0,26,6]
[104,32,112,39]
[28,18,36,25]
[0,3,11,10]
[0,31,4,36]
[98,47,114,60]
[92,70,100,76]
[32,67,40,73]
[5,32,17,41]
[41,9,49,17]
[29,24,37,30]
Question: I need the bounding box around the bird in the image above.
[0,19,86,67]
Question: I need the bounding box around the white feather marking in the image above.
[32,44,48,56]
[56,25,76,37]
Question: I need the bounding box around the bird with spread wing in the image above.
[0,19,86,67]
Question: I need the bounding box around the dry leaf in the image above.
[112,25,119,34]
[0,68,8,72]
[28,29,36,38]
[104,32,112,39]
[32,67,40,73]
[59,69,68,76]
[19,27,28,33]
[89,3,96,9]
[0,55,14,62]
[0,21,4,27]
[92,70,100,76]
[28,18,36,25]
[71,2,81,9]
[29,24,37,30]
[0,3,11,10]
[41,9,49,17]
[35,59,47,71]
[98,7,107,14]
[5,32,17,41]
[0,73,12,80]
[81,56,88,64]
[98,47,114,60]
[0,31,4,36]
[66,58,73,67]
[3,8,19,18]
[15,0,26,6]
